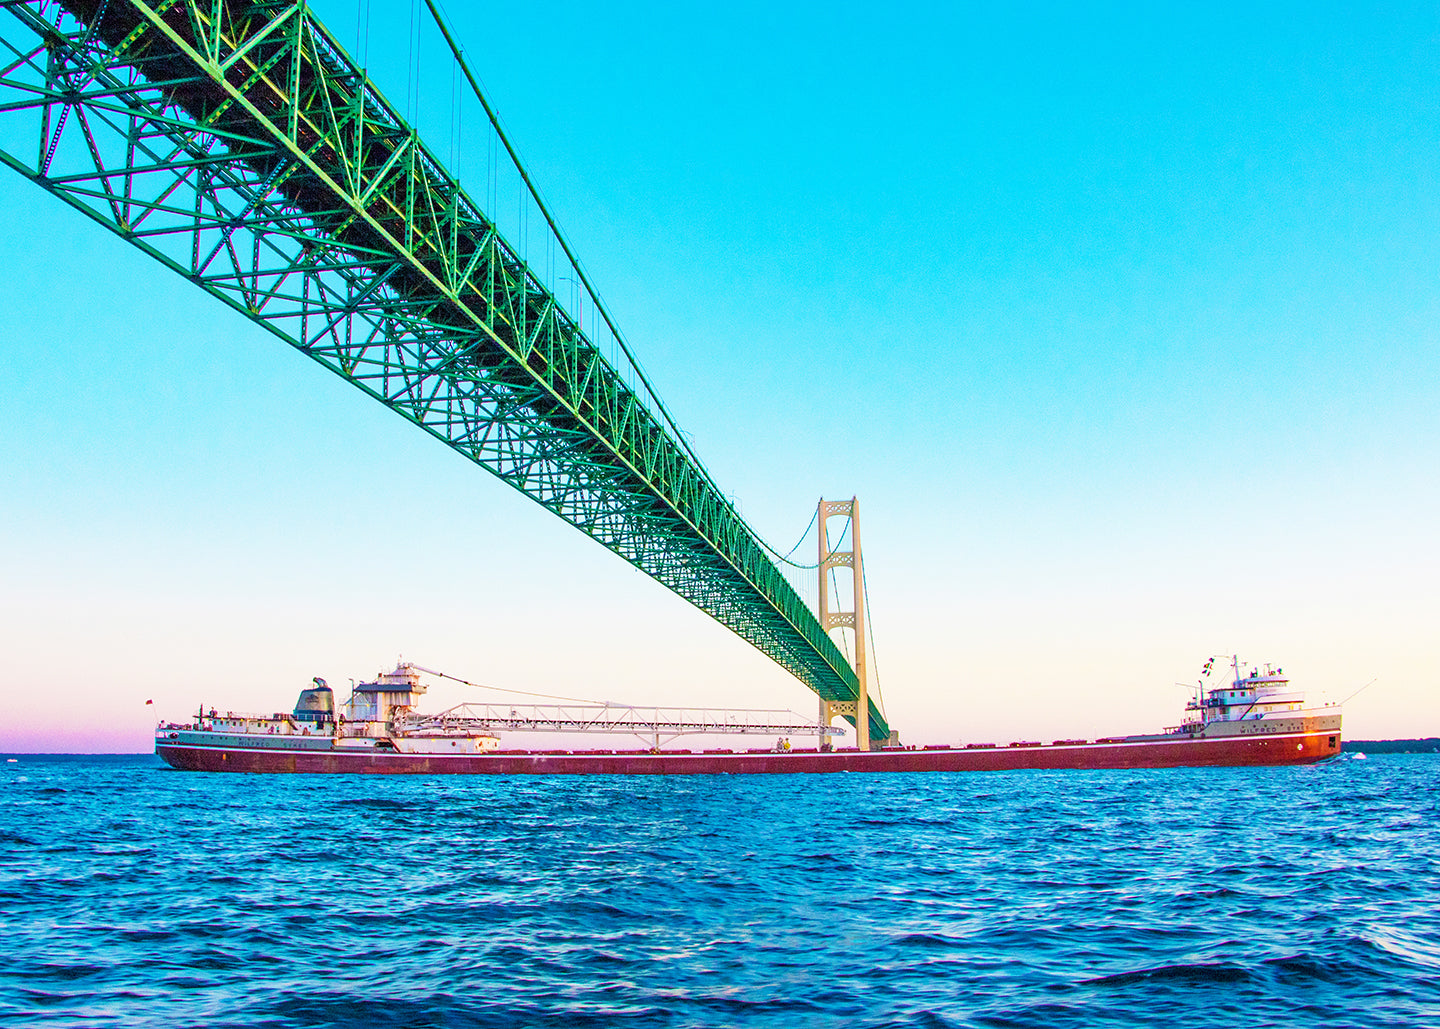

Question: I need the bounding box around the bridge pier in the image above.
[818,699,856,751]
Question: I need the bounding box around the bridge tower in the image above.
[817,498,872,750]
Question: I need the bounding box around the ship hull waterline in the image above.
[157,730,1341,775]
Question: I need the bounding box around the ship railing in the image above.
[203,710,298,724]
[1225,703,1335,716]
[1198,704,1340,724]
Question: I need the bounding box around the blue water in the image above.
[2,756,1437,1028]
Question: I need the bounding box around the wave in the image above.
[4,754,1438,1028]
[1085,962,1255,987]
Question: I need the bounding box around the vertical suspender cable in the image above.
[421,1,866,707]
[421,0,750,531]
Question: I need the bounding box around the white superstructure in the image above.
[1178,656,1338,736]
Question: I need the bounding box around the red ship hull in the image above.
[157,729,1341,775]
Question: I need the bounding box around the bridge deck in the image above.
[0,0,889,741]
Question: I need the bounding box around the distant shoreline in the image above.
[1341,738,1440,754]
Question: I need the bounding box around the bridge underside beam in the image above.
[0,0,890,743]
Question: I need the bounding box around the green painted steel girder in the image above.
[0,0,890,744]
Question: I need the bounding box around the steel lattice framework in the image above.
[0,0,890,743]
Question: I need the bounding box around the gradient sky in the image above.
[1,0,1436,751]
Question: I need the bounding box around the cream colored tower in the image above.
[817,497,869,750]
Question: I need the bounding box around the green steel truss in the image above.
[0,0,890,742]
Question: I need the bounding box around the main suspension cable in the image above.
[422,2,859,651]
[423,1,741,525]
[757,503,818,567]
[861,562,886,721]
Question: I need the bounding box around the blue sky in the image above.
[1,1,1436,750]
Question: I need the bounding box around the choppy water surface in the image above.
[2,755,1437,1028]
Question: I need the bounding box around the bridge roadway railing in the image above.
[0,0,890,743]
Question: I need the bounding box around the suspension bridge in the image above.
[0,0,892,746]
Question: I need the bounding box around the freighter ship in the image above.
[155,657,1342,774]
